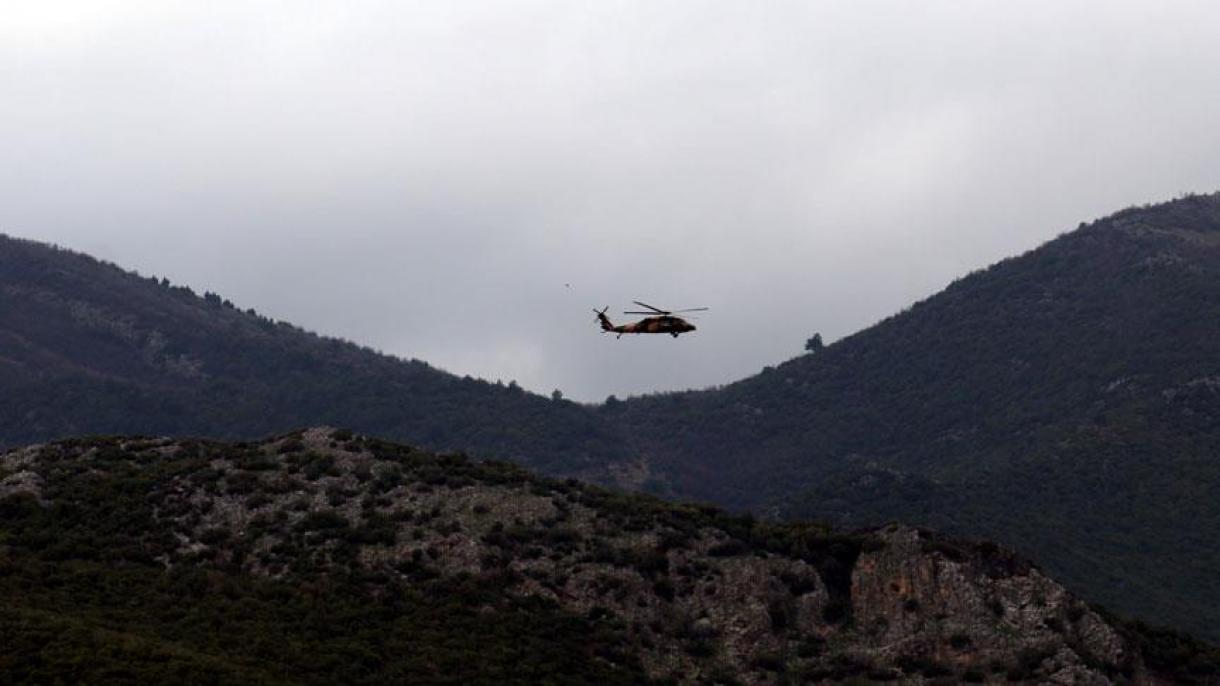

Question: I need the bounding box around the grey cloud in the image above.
[4,1,1220,401]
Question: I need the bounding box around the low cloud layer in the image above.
[5,1,1220,400]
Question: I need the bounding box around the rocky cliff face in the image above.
[850,528,1128,683]
[1,428,1215,683]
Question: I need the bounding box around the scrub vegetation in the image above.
[3,430,1218,683]
[4,193,1220,642]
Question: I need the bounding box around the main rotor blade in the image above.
[670,307,709,313]
[624,310,665,315]
[631,301,667,314]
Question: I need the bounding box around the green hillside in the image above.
[3,193,1220,641]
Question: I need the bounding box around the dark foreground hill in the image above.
[4,193,1220,641]
[2,429,1216,684]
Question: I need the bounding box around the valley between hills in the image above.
[3,193,1220,681]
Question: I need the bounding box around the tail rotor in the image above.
[593,306,613,332]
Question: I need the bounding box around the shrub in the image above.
[949,633,973,650]
[823,598,850,624]
[768,598,793,632]
[277,440,304,454]
[245,493,272,509]
[779,570,818,596]
[751,653,785,673]
[297,511,349,532]
[198,527,230,545]
[708,540,748,557]
[302,455,339,481]
[652,578,675,602]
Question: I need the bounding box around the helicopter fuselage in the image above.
[598,312,695,338]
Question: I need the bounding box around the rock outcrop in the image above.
[2,429,1216,684]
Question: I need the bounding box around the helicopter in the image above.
[595,301,708,338]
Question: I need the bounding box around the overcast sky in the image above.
[4,1,1220,401]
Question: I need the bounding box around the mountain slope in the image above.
[613,194,1220,639]
[0,235,627,475]
[3,429,1215,684]
[4,193,1220,641]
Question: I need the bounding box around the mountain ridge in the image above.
[613,193,1220,637]
[3,192,1220,639]
[0,233,628,475]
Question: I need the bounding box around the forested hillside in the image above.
[0,234,626,475]
[3,193,1220,641]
